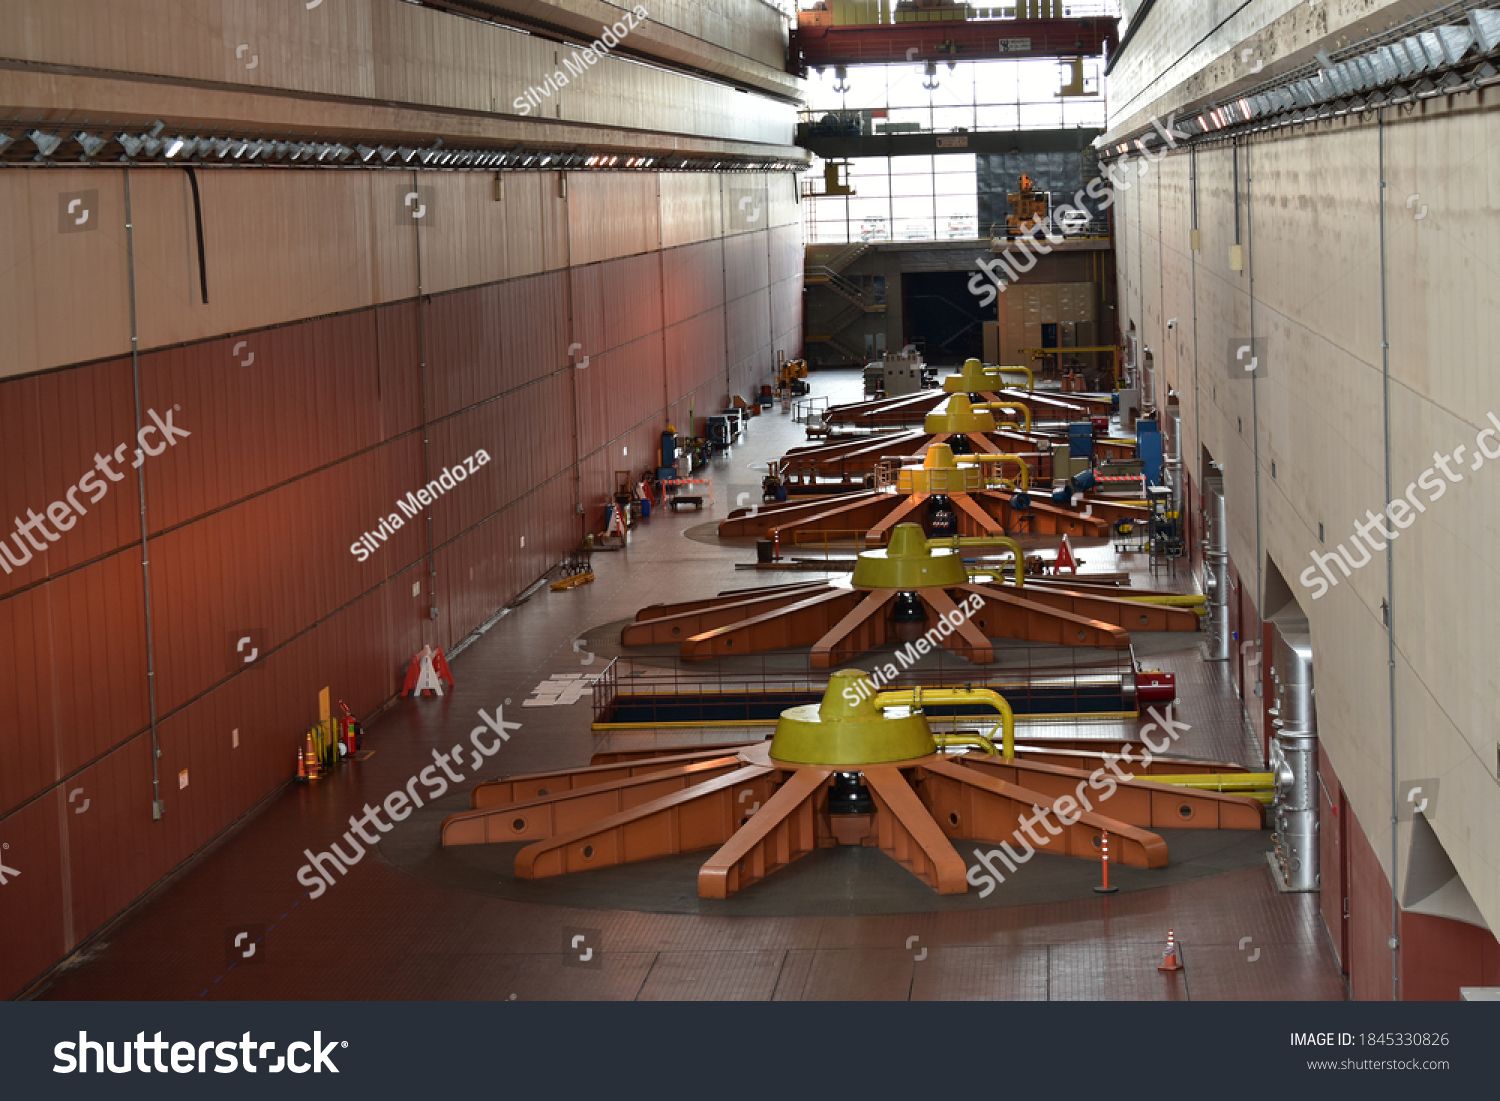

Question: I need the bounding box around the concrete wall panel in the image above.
[1112,93,1500,951]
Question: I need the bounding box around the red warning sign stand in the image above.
[402,645,455,697]
[1053,534,1078,575]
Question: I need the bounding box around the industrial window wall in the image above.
[806,154,979,243]
[800,57,1108,243]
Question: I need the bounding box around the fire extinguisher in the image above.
[337,700,358,756]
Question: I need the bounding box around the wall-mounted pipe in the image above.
[124,171,164,821]
[411,168,438,622]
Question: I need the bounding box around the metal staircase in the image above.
[804,267,885,312]
[803,244,881,367]
[805,332,864,362]
[822,240,871,274]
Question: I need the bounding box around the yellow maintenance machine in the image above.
[776,356,810,397]
[1005,174,1051,238]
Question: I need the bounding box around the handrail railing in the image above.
[791,394,830,424]
[806,266,885,309]
[590,648,1135,730]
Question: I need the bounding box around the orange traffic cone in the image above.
[296,743,308,781]
[1158,928,1183,972]
[303,731,321,779]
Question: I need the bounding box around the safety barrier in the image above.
[791,395,830,424]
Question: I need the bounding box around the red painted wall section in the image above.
[1317,743,1348,974]
[1346,802,1396,1001]
[0,192,803,997]
[1324,742,1500,999]
[1400,912,1500,1000]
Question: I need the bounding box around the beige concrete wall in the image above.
[1107,0,1437,142]
[484,0,795,89]
[1111,91,1500,934]
[0,0,796,147]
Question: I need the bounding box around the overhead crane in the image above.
[789,15,1119,75]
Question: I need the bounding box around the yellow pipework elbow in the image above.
[997,365,1034,392]
[873,687,1016,759]
[972,403,1032,434]
[933,732,999,757]
[928,535,1025,588]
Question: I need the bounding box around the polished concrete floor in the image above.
[33,369,1349,1001]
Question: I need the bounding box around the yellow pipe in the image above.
[995,365,1034,392]
[1146,772,1276,804]
[928,534,1025,588]
[958,453,1030,490]
[873,687,1016,759]
[971,402,1032,434]
[1117,594,1207,608]
[1148,772,1275,791]
[933,732,999,757]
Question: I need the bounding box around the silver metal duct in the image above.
[1204,480,1230,660]
[1268,621,1318,892]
